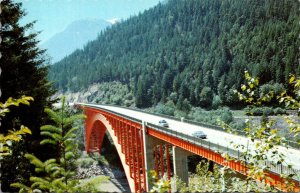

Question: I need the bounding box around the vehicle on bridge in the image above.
[192,131,207,139]
[158,119,169,127]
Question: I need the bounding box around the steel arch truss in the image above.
[83,107,148,192]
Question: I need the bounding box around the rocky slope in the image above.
[53,82,135,107]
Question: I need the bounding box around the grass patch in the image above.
[79,175,110,192]
[231,110,245,117]
[77,157,95,168]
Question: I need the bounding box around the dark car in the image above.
[158,120,169,127]
[192,131,207,139]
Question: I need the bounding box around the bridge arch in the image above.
[84,109,138,191]
[85,113,108,153]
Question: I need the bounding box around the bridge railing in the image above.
[81,103,143,124]
[146,122,300,181]
[79,103,300,181]
[92,104,299,150]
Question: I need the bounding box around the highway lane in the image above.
[81,103,300,177]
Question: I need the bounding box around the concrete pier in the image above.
[143,122,165,192]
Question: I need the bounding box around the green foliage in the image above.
[77,157,94,168]
[225,72,300,189]
[149,170,170,193]
[220,108,234,124]
[239,73,299,144]
[88,82,135,106]
[279,74,300,111]
[0,96,33,156]
[0,0,55,149]
[212,95,222,109]
[10,97,97,193]
[153,101,176,116]
[199,87,213,108]
[174,110,188,119]
[176,98,191,112]
[79,175,109,192]
[174,160,273,192]
[229,119,247,131]
[0,0,55,191]
[152,74,300,192]
[0,96,33,192]
[273,107,287,115]
[188,107,234,125]
[260,83,285,99]
[49,0,299,109]
[278,75,300,141]
[244,106,286,116]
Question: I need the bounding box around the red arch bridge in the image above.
[76,103,300,192]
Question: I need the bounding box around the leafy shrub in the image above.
[77,158,94,168]
[273,107,286,115]
[220,108,233,124]
[188,107,234,125]
[262,107,273,115]
[259,83,285,98]
[244,106,251,115]
[153,101,176,116]
[251,107,264,115]
[169,92,178,103]
[245,107,286,116]
[111,96,122,105]
[126,93,134,100]
[230,120,247,131]
[174,110,188,119]
[124,100,132,107]
[212,95,222,109]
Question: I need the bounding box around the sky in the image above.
[16,0,162,43]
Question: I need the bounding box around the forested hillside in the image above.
[49,0,300,108]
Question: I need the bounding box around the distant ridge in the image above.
[42,18,111,63]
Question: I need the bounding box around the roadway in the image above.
[80,103,300,179]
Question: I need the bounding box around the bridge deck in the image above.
[79,103,300,191]
[89,104,300,170]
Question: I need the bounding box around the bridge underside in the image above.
[88,120,106,153]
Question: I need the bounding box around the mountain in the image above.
[42,18,111,63]
[49,0,300,108]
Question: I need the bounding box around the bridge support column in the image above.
[208,160,214,172]
[172,146,191,190]
[143,121,165,192]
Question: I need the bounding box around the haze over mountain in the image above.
[42,18,112,63]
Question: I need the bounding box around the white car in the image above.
[192,131,207,139]
[158,120,169,127]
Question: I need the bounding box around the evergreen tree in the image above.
[199,86,213,108]
[0,1,55,191]
[11,97,93,193]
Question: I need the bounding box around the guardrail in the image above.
[78,103,300,181]
[84,103,300,150]
[79,103,143,124]
[146,122,300,181]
